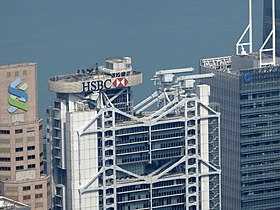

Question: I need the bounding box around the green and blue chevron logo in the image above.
[7,77,28,113]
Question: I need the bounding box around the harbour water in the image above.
[0,0,263,117]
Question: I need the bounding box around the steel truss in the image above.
[77,70,221,210]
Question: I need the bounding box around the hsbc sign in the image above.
[82,77,128,92]
[113,78,128,88]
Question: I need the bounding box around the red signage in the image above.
[113,78,128,88]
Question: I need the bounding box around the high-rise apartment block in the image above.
[0,63,51,210]
[47,57,221,210]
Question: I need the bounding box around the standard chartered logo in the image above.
[7,77,28,113]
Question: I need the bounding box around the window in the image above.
[0,130,10,135]
[0,167,11,171]
[39,125,42,130]
[27,146,35,150]
[23,195,31,200]
[35,184,43,189]
[15,147,23,152]
[28,155,35,160]
[0,157,10,162]
[16,157,24,161]
[15,129,23,134]
[23,186,30,191]
[28,164,35,169]
[16,166,24,170]
[35,193,43,198]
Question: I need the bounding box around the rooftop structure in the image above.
[263,0,280,57]
[48,57,142,94]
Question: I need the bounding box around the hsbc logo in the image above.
[82,77,128,92]
[113,78,128,88]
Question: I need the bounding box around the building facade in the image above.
[200,54,280,209]
[0,63,51,210]
[47,57,221,210]
[263,0,280,56]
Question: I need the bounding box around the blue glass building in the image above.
[200,54,280,210]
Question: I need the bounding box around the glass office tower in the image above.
[47,57,221,210]
[200,54,280,210]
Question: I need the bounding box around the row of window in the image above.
[0,155,36,162]
[0,157,11,162]
[241,101,280,111]
[16,155,36,161]
[241,140,280,150]
[16,164,35,170]
[241,150,280,160]
[116,145,148,154]
[6,70,27,78]
[23,193,43,200]
[241,130,280,139]
[241,120,280,130]
[241,111,280,121]
[151,132,184,140]
[240,90,280,100]
[152,122,184,131]
[242,187,280,197]
[23,184,43,191]
[16,146,35,152]
[0,130,10,135]
[0,126,41,135]
[0,167,11,171]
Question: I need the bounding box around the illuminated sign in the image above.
[82,78,128,92]
[7,77,28,113]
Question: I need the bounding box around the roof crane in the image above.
[177,73,215,89]
[152,67,194,85]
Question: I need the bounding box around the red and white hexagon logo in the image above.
[113,78,128,88]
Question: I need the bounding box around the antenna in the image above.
[259,0,276,67]
[236,0,252,55]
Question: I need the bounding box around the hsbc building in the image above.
[47,57,143,209]
[47,56,221,210]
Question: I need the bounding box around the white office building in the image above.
[47,57,221,210]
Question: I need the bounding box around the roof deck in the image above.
[48,57,142,93]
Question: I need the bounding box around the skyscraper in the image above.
[263,0,280,56]
[200,1,280,209]
[200,46,280,210]
[0,63,51,210]
[47,57,221,210]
